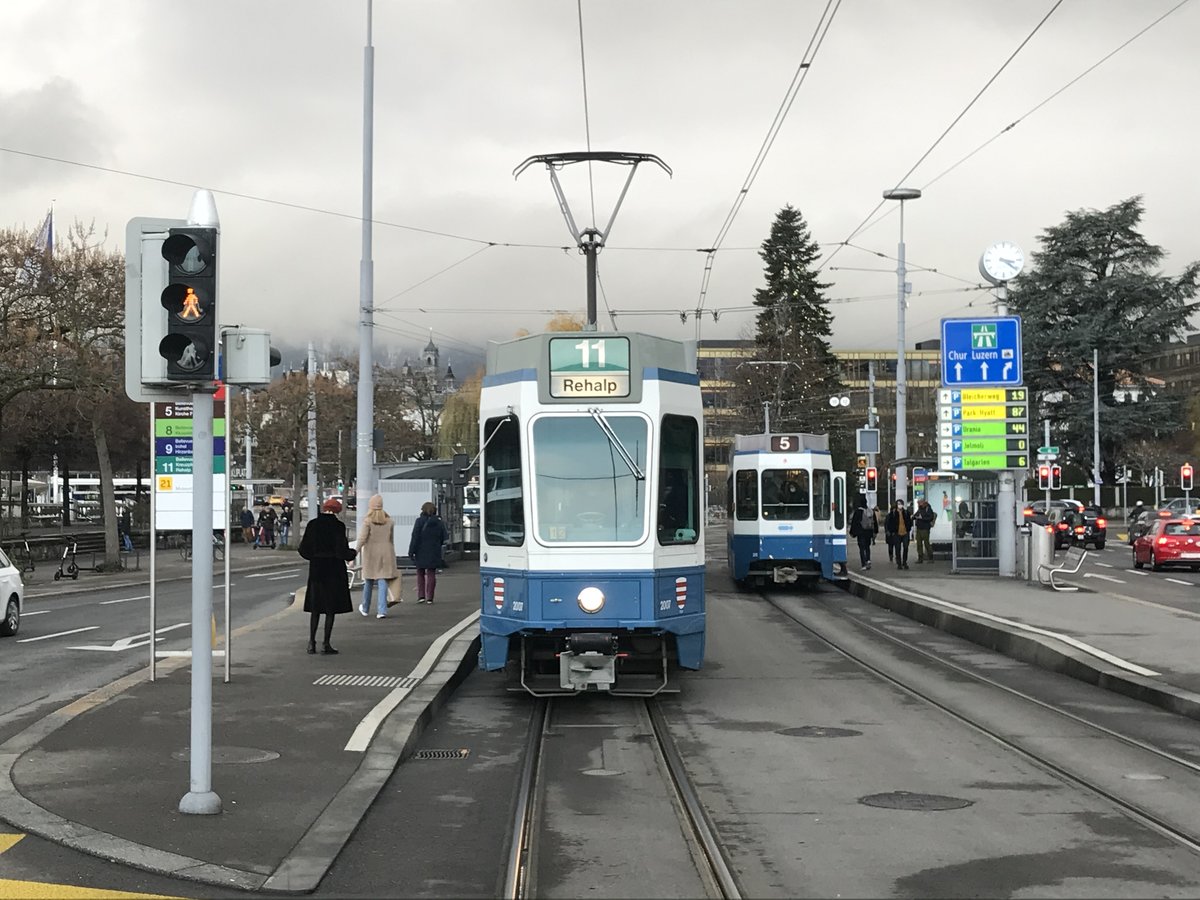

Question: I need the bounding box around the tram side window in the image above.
[761,469,809,521]
[735,471,758,520]
[658,415,699,545]
[812,469,831,520]
[482,415,523,547]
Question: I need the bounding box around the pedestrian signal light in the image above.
[1038,465,1050,490]
[159,226,218,382]
[1183,463,1194,492]
[865,467,878,492]
[856,455,868,470]
[1050,464,1063,490]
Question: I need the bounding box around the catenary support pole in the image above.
[355,0,376,535]
[1093,347,1102,507]
[307,342,318,524]
[994,283,1015,576]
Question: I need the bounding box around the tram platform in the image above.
[0,541,482,893]
[845,545,1200,722]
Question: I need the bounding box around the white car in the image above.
[0,547,24,637]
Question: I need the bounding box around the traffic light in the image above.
[865,467,878,492]
[1050,464,1063,490]
[1038,465,1051,490]
[159,226,217,382]
[1183,463,1194,492]
[856,455,867,470]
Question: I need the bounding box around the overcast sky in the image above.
[2,0,1197,374]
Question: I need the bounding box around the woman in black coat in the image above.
[409,501,448,604]
[298,497,357,654]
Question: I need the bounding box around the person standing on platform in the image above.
[886,499,913,569]
[240,506,255,546]
[913,497,937,563]
[849,494,876,571]
[298,497,356,655]
[357,494,399,619]
[278,503,293,547]
[409,501,448,604]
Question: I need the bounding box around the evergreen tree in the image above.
[1008,196,1199,483]
[742,205,845,435]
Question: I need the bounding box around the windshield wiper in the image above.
[588,408,645,481]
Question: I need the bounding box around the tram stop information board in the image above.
[153,383,227,531]
[937,387,1030,471]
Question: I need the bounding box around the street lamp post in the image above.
[882,187,921,506]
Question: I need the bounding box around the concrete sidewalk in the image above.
[844,558,1200,723]
[0,553,482,893]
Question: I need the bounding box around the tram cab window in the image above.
[532,414,648,543]
[761,469,809,521]
[812,470,831,520]
[482,415,524,547]
[735,470,758,520]
[657,415,699,545]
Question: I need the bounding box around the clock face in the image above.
[980,241,1025,283]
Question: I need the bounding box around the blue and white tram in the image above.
[477,331,706,695]
[726,432,849,586]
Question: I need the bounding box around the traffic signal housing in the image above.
[1183,463,1195,492]
[159,227,217,382]
[865,467,878,493]
[1038,465,1050,490]
[1050,464,1063,490]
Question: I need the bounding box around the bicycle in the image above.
[181,533,226,562]
[4,533,35,575]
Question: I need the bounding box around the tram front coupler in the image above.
[559,632,619,692]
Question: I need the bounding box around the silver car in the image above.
[0,547,24,637]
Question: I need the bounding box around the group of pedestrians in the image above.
[851,495,941,571]
[238,502,292,549]
[298,495,449,655]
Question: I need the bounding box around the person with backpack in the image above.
[848,494,877,571]
[912,497,937,563]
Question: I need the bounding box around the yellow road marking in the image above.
[0,881,184,899]
[0,834,22,854]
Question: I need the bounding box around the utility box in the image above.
[1029,522,1055,581]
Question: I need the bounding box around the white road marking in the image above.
[69,622,189,652]
[242,572,278,579]
[344,610,481,753]
[267,574,298,581]
[1165,578,1193,586]
[1126,569,1149,576]
[100,594,150,605]
[1095,562,1114,568]
[1083,573,1126,583]
[21,610,49,617]
[853,574,1160,677]
[18,626,99,644]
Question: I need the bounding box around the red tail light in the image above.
[1074,525,1085,534]
[1096,517,1107,528]
[1023,508,1033,517]
[1158,536,1169,545]
[1056,522,1069,531]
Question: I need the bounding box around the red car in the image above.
[1132,517,1200,571]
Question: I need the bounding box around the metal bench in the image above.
[1037,544,1088,592]
[55,533,109,581]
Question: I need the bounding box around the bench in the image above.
[1037,545,1088,592]
[55,533,110,581]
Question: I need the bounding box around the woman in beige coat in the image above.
[357,494,400,618]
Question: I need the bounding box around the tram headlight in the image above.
[577,586,605,614]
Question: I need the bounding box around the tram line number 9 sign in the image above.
[548,336,630,399]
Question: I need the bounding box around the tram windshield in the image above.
[761,469,810,521]
[532,414,648,543]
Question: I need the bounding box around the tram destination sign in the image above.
[548,336,630,398]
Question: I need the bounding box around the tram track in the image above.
[765,585,1200,857]
[503,696,742,900]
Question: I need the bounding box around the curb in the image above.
[843,574,1200,723]
[24,559,302,600]
[0,602,481,893]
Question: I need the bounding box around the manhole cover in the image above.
[413,749,470,760]
[859,790,973,811]
[172,746,280,765]
[777,726,862,738]
[581,768,624,776]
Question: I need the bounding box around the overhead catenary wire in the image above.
[693,0,843,333]
[576,0,597,229]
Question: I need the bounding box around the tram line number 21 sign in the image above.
[937,386,1030,471]
[153,383,228,531]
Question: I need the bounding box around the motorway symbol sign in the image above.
[941,316,1022,386]
[1037,446,1059,454]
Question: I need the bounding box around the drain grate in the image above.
[413,749,471,760]
[314,674,418,689]
[860,790,973,811]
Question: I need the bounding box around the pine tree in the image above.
[741,205,844,435]
[1008,196,1199,483]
